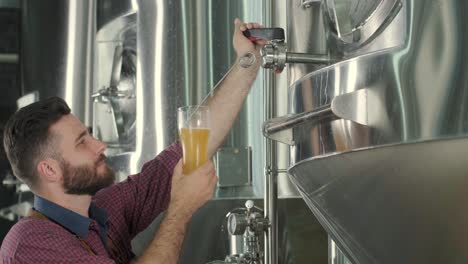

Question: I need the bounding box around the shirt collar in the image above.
[33,195,109,238]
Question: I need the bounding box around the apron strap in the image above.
[27,209,98,256]
[27,209,128,263]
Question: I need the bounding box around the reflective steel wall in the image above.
[21,0,96,125]
[133,0,266,197]
[94,0,319,263]
[95,0,276,197]
[279,0,468,263]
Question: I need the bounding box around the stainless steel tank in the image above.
[265,0,468,263]
[19,0,327,263]
[95,0,273,196]
[93,0,302,197]
[97,0,320,263]
[21,0,96,125]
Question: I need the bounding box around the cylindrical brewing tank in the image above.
[132,0,268,197]
[278,0,468,263]
[21,0,95,125]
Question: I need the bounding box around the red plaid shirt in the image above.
[0,143,182,264]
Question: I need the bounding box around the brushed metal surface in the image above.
[21,0,96,125]
[289,138,468,263]
[281,0,468,263]
[97,0,303,199]
[288,0,468,164]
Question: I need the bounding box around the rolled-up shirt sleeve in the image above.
[93,142,182,245]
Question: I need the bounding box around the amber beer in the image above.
[179,128,210,174]
[178,106,210,174]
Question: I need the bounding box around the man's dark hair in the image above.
[3,97,71,188]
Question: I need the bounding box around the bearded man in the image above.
[0,19,265,264]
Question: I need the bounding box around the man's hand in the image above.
[233,18,267,59]
[168,160,217,219]
[134,160,217,264]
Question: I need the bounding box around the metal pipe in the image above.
[263,0,271,262]
[264,68,278,264]
[264,104,334,136]
[286,52,331,64]
[264,44,278,264]
[263,0,278,263]
[266,151,278,264]
[263,72,272,264]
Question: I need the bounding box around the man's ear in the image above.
[37,159,62,182]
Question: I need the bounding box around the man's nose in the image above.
[92,137,107,155]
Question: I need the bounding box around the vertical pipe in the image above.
[264,73,278,264]
[266,138,278,264]
[263,79,273,264]
[263,0,278,263]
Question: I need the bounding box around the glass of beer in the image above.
[178,105,210,174]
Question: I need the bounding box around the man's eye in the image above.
[78,139,86,145]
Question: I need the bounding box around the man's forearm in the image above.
[133,208,191,264]
[206,58,261,157]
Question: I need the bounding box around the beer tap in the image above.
[243,28,333,73]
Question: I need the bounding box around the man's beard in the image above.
[62,154,116,195]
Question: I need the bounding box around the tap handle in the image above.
[243,28,285,42]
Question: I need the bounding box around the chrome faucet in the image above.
[243,27,332,73]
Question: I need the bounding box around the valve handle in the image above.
[243,28,285,42]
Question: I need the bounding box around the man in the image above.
[0,19,265,264]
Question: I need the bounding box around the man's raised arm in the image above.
[133,18,264,264]
[206,18,266,157]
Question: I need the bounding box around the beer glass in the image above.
[177,105,210,174]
